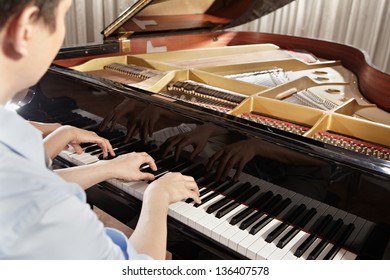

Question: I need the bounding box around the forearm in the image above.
[43,126,73,158]
[30,121,61,138]
[129,192,169,260]
[54,161,114,190]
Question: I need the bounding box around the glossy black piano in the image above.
[14,0,390,260]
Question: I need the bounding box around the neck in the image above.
[0,53,29,106]
[0,68,17,105]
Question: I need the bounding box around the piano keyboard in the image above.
[56,110,375,260]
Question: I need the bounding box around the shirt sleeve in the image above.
[12,195,152,260]
[105,228,152,260]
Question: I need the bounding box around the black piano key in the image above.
[170,160,194,172]
[181,163,207,178]
[239,194,283,230]
[277,208,317,248]
[83,135,129,153]
[196,172,217,185]
[199,187,212,198]
[198,179,223,197]
[230,190,273,225]
[187,179,220,203]
[249,198,292,235]
[95,140,141,157]
[80,131,125,153]
[178,162,203,175]
[155,160,194,179]
[294,214,333,257]
[206,182,248,214]
[307,218,344,260]
[152,156,187,177]
[67,116,97,128]
[323,223,355,260]
[194,179,237,207]
[142,156,190,183]
[184,176,219,203]
[100,141,156,159]
[60,114,88,126]
[215,184,260,218]
[265,204,307,243]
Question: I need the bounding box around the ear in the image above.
[6,5,40,58]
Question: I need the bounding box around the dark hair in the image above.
[0,0,62,32]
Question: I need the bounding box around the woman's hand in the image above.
[44,125,115,159]
[56,151,158,189]
[108,152,157,182]
[146,172,201,205]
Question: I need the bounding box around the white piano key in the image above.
[301,207,348,260]
[232,217,273,256]
[245,219,281,259]
[178,194,223,225]
[241,193,306,259]
[317,242,335,260]
[340,218,374,260]
[70,152,99,165]
[170,200,197,221]
[227,193,294,253]
[320,212,359,260]
[341,251,358,260]
[168,201,187,216]
[211,204,247,241]
[332,248,347,260]
[259,224,295,259]
[278,231,308,260]
[269,199,321,260]
[192,195,234,235]
[220,210,266,248]
[300,237,322,260]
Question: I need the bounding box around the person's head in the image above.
[0,0,72,104]
[0,1,61,32]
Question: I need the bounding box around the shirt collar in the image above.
[0,106,46,167]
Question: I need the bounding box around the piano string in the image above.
[312,131,390,160]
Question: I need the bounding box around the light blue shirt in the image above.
[0,106,151,260]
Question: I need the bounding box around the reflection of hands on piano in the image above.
[125,105,164,143]
[207,137,326,182]
[44,125,115,159]
[207,137,261,182]
[162,122,227,161]
[99,99,137,132]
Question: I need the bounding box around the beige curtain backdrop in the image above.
[64,0,390,74]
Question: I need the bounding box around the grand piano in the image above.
[15,0,390,260]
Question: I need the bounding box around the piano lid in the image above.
[102,0,294,40]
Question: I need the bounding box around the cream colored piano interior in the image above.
[70,43,390,161]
